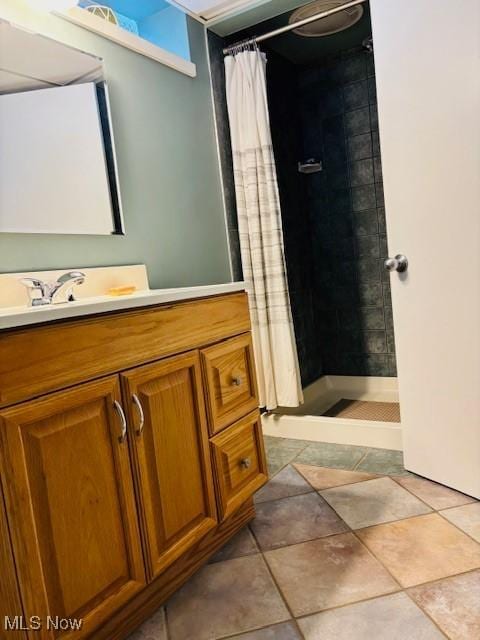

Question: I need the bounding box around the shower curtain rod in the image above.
[222,0,367,55]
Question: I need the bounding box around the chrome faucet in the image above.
[21,271,85,306]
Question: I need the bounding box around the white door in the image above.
[370,0,480,498]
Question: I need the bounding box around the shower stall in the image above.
[209,0,401,451]
[208,0,480,498]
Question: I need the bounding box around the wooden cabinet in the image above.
[121,352,217,579]
[0,483,25,639]
[0,292,267,640]
[202,334,259,434]
[0,377,146,640]
[211,412,268,520]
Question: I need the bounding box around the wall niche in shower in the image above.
[208,7,397,384]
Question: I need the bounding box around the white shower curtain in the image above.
[225,48,303,410]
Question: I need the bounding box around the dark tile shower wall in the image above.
[266,52,323,386]
[296,47,396,376]
[208,29,397,382]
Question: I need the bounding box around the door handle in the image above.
[113,400,128,443]
[132,394,145,436]
[384,254,408,273]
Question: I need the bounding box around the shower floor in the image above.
[262,375,402,451]
[324,399,401,423]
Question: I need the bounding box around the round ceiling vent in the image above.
[289,0,364,37]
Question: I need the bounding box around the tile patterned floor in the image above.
[129,437,480,640]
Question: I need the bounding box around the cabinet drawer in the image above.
[201,334,259,435]
[210,411,267,520]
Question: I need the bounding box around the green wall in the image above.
[0,4,231,289]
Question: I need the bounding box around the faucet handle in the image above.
[20,277,48,293]
[20,277,50,306]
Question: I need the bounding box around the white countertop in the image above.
[0,282,246,331]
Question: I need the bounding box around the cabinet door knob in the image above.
[231,374,242,386]
[132,394,145,436]
[240,457,251,469]
[113,400,127,443]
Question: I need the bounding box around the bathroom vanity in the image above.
[0,284,267,639]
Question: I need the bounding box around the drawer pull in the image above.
[113,400,127,443]
[240,457,251,469]
[231,375,242,386]
[132,394,145,436]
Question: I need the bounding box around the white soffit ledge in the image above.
[182,0,313,36]
[174,0,270,21]
[58,6,196,77]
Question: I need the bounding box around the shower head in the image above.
[289,0,364,37]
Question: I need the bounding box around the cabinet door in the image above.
[121,351,217,580]
[0,482,25,639]
[0,377,145,640]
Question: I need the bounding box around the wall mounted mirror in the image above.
[0,19,124,235]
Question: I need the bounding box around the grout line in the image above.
[255,488,315,506]
[389,477,480,546]
[390,474,477,508]
[436,508,480,547]
[389,475,442,511]
[249,526,307,640]
[255,528,349,555]
[343,509,435,532]
[294,589,403,621]
[214,618,300,640]
[257,492,406,628]
[405,565,480,592]
[163,606,171,640]
[402,587,452,639]
[267,442,312,478]
[352,450,369,470]
[309,477,406,592]
[403,565,480,640]
[292,464,379,491]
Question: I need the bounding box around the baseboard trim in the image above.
[263,375,403,451]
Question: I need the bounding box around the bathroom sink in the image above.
[0,265,245,330]
[0,283,246,330]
